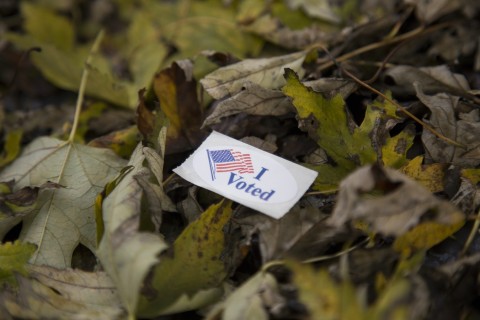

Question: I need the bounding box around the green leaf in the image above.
[0,241,36,286]
[147,0,262,60]
[0,137,127,268]
[137,200,234,317]
[282,69,413,191]
[22,2,74,51]
[6,3,165,108]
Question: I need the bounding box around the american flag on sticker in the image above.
[207,149,254,180]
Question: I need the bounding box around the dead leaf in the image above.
[153,61,206,152]
[405,0,462,23]
[0,267,124,319]
[427,24,478,62]
[329,164,464,253]
[384,65,471,99]
[97,144,168,316]
[416,84,480,167]
[201,51,308,100]
[237,205,327,262]
[243,14,334,50]
[206,271,280,320]
[202,82,294,128]
[286,0,341,23]
[0,137,126,268]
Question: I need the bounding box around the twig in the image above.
[317,22,452,72]
[313,42,466,148]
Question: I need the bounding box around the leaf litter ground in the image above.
[1,1,480,319]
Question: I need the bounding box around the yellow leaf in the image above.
[401,156,446,193]
[393,219,465,257]
[0,129,22,169]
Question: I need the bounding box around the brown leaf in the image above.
[237,205,330,262]
[202,82,294,128]
[384,65,471,99]
[328,164,464,237]
[416,84,480,167]
[154,61,206,153]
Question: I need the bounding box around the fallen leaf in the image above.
[282,69,413,191]
[202,82,294,128]
[401,156,446,193]
[384,65,471,99]
[0,129,23,169]
[289,261,364,319]
[137,200,236,317]
[416,84,480,167]
[0,137,127,268]
[201,51,308,100]
[0,267,124,319]
[242,14,333,50]
[1,181,39,238]
[289,260,414,320]
[149,0,262,60]
[153,61,206,152]
[6,2,163,108]
[237,205,327,262]
[427,24,477,62]
[286,0,341,23]
[405,0,462,23]
[329,164,465,252]
[206,271,280,320]
[393,221,465,257]
[88,126,139,159]
[0,241,36,286]
[97,144,168,316]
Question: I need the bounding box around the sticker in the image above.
[173,131,318,219]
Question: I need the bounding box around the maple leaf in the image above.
[0,137,126,268]
[282,69,414,191]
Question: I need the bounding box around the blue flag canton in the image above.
[210,150,235,163]
[207,149,254,180]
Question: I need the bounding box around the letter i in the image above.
[253,167,268,181]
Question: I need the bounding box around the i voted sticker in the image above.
[193,146,298,204]
[173,131,318,219]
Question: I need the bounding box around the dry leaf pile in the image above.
[1,1,480,319]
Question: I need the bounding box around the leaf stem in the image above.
[68,30,105,143]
